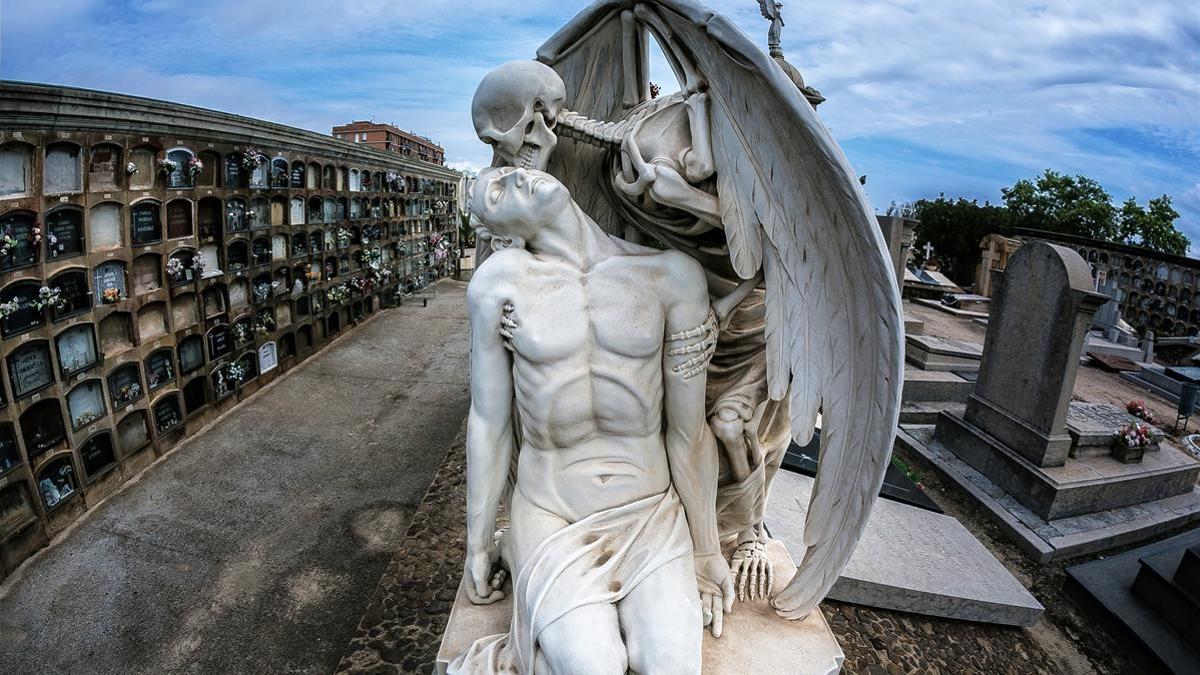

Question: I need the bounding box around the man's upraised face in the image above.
[471,167,568,239]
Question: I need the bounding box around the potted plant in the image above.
[1114,421,1152,464]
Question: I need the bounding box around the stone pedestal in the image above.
[436,539,845,674]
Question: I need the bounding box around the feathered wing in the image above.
[646,0,903,620]
[537,1,647,236]
[539,0,903,621]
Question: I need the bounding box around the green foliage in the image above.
[912,196,1013,284]
[913,170,1190,286]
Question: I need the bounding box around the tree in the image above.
[912,195,1014,285]
[1117,195,1189,256]
[1001,170,1118,241]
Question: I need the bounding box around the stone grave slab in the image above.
[913,297,989,319]
[905,334,983,372]
[1165,366,1200,384]
[902,366,972,404]
[1087,352,1140,372]
[766,470,1043,626]
[783,436,941,513]
[904,314,924,336]
[436,538,844,674]
[1066,402,1165,456]
[1065,528,1200,675]
[899,425,1200,562]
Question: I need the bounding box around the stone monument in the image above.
[444,1,904,672]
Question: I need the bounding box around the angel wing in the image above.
[757,0,778,21]
[539,0,903,621]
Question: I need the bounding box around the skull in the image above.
[471,61,566,171]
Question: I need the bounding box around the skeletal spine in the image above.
[554,95,678,148]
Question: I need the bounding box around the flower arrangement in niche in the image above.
[232,322,251,343]
[241,147,268,170]
[115,382,142,405]
[1118,421,1153,448]
[226,362,247,384]
[126,161,140,176]
[157,158,179,176]
[1126,400,1157,425]
[186,157,205,179]
[337,228,351,248]
[166,257,186,281]
[31,224,42,248]
[0,228,18,258]
[74,410,104,427]
[193,255,208,276]
[0,299,21,319]
[255,311,275,335]
[47,232,59,257]
[305,264,321,282]
[101,287,125,304]
[327,284,349,304]
[33,286,64,312]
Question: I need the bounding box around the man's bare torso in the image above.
[485,246,679,521]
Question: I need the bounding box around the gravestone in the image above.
[56,325,98,375]
[131,203,161,244]
[67,381,106,429]
[207,325,231,360]
[258,342,278,373]
[9,344,53,398]
[941,242,1108,468]
[93,261,126,303]
[1092,272,1121,331]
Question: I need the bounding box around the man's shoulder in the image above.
[612,248,707,304]
[467,248,531,304]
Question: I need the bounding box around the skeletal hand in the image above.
[667,309,718,379]
[730,540,773,602]
[498,301,518,350]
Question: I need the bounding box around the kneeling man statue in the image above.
[451,166,734,673]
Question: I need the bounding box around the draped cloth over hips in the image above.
[448,489,694,674]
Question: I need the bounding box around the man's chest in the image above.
[510,265,665,363]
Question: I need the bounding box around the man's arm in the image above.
[660,252,733,636]
[463,268,516,605]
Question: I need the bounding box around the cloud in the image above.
[2,0,1197,253]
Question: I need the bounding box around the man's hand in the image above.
[695,552,735,638]
[464,548,507,605]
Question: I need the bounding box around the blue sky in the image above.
[2,0,1198,254]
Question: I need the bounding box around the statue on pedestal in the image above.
[454,1,903,671]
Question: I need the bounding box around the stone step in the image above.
[904,315,925,335]
[1176,546,1200,599]
[900,401,965,425]
[903,368,972,403]
[1131,550,1200,651]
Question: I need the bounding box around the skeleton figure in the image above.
[470,0,902,622]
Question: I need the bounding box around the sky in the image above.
[2,0,1198,254]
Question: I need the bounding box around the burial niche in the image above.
[21,399,66,463]
[235,351,259,383]
[306,162,319,190]
[167,199,193,239]
[206,324,231,360]
[45,207,84,259]
[130,201,162,245]
[0,281,43,337]
[0,480,35,534]
[197,151,220,187]
[198,197,221,239]
[55,324,99,376]
[79,432,117,480]
[178,335,205,375]
[270,197,286,227]
[290,198,305,226]
[117,411,150,454]
[165,148,194,189]
[108,363,143,407]
[279,332,295,358]
[93,261,127,305]
[144,348,175,391]
[0,142,33,197]
[228,278,250,309]
[212,364,235,399]
[89,202,124,251]
[44,143,82,194]
[252,238,271,267]
[36,455,76,510]
[227,240,248,272]
[136,302,169,341]
[152,395,182,434]
[132,254,161,295]
[98,312,134,356]
[0,210,39,270]
[66,379,106,429]
[292,232,307,258]
[198,243,221,278]
[51,270,90,320]
[271,158,289,188]
[167,250,198,286]
[0,424,19,475]
[224,153,245,188]
[171,292,199,330]
[226,198,248,232]
[249,197,269,230]
[299,325,314,349]
[88,144,122,191]
[272,234,287,261]
[258,341,278,374]
[290,161,305,189]
[182,376,207,415]
[129,146,156,189]
[202,286,226,318]
[250,160,268,189]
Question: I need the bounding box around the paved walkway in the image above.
[0,281,471,674]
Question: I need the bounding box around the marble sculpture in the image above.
[453,1,902,672]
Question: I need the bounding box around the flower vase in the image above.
[1112,440,1145,464]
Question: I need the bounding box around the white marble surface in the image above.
[437,538,844,675]
[766,470,1044,626]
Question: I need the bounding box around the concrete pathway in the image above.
[0,281,471,674]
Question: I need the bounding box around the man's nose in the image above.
[511,169,527,188]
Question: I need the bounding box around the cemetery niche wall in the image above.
[0,81,462,578]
